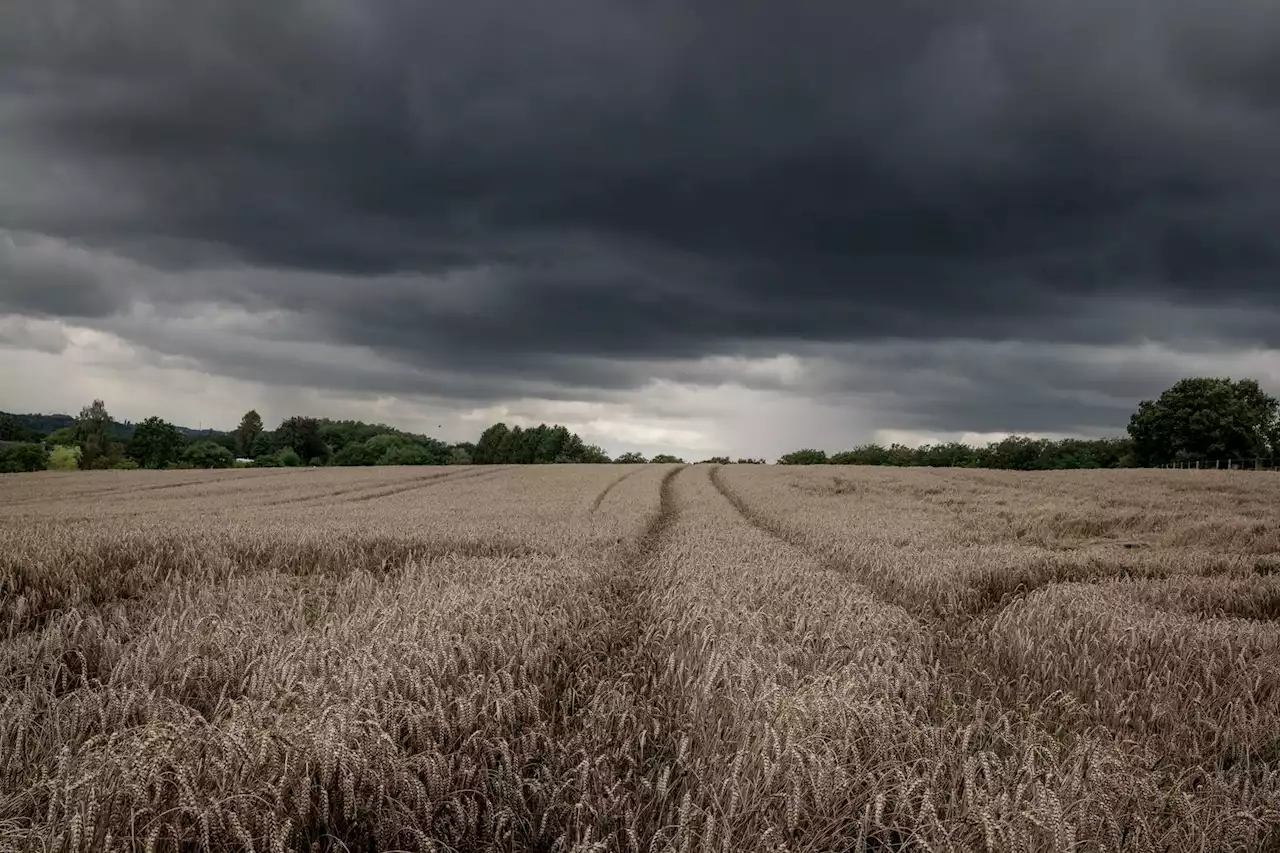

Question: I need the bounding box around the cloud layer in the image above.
[3,0,1279,456]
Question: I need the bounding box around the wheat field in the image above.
[1,464,1278,852]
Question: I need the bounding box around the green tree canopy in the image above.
[0,414,40,443]
[45,427,79,446]
[277,416,329,463]
[75,399,113,469]
[474,423,510,464]
[778,449,828,465]
[1128,378,1280,465]
[651,454,685,464]
[183,440,235,469]
[276,447,303,467]
[804,437,1132,470]
[615,452,648,464]
[580,444,611,463]
[0,443,48,473]
[128,416,186,469]
[235,410,264,457]
[250,431,276,458]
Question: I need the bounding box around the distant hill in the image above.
[0,411,226,442]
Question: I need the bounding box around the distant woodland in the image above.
[3,377,1278,472]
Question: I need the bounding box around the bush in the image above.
[48,445,82,471]
[277,448,302,467]
[0,443,49,473]
[182,440,235,469]
[376,443,433,466]
[110,459,140,470]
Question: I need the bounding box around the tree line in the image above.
[0,405,622,472]
[775,378,1280,469]
[2,377,1278,473]
[777,436,1133,469]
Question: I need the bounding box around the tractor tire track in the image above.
[708,464,933,619]
[531,465,686,849]
[258,466,503,508]
[7,470,288,506]
[588,465,645,514]
[345,466,514,503]
[707,465,1058,714]
[552,465,684,726]
[711,466,1134,623]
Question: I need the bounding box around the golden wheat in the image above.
[1,463,1277,851]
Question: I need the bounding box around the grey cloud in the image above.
[3,0,1280,440]
[0,231,122,318]
[798,337,1280,436]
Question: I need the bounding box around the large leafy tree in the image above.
[249,431,276,458]
[75,399,113,469]
[580,444,611,463]
[45,426,79,446]
[1128,377,1280,465]
[474,423,510,464]
[128,416,186,469]
[276,416,329,463]
[234,410,264,457]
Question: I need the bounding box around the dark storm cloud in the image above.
[805,340,1184,436]
[3,0,1280,424]
[0,232,121,318]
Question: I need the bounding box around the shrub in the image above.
[47,445,81,471]
[182,440,235,469]
[0,443,49,473]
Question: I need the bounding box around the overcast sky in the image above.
[3,1,1280,459]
